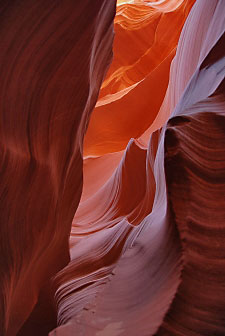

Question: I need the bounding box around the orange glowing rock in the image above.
[84,0,195,157]
[1,0,225,335]
[51,1,225,335]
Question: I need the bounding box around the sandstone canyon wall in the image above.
[51,0,225,335]
[0,1,116,335]
[1,0,225,335]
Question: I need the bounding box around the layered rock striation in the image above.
[0,1,116,335]
[1,0,225,335]
[51,0,225,335]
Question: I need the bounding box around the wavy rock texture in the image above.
[84,0,195,156]
[0,1,116,335]
[51,0,225,335]
[1,0,225,335]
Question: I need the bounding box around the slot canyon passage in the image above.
[0,0,225,335]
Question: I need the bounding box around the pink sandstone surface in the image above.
[0,1,225,335]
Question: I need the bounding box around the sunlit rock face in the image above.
[50,0,225,335]
[84,0,195,156]
[1,0,225,335]
[0,1,116,335]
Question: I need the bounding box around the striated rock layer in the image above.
[51,0,225,335]
[1,0,225,335]
[0,1,116,335]
[84,0,195,156]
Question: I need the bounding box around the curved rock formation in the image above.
[0,1,116,335]
[1,0,225,335]
[51,0,225,335]
[83,0,195,156]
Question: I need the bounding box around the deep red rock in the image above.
[0,1,116,335]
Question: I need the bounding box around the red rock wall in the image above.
[1,0,225,335]
[51,0,225,335]
[0,1,116,335]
